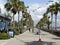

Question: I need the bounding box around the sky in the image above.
[0,0,60,27]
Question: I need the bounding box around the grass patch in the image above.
[0,33,10,40]
[14,29,20,35]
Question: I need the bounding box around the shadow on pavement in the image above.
[52,37,60,40]
[25,41,55,45]
[41,34,48,35]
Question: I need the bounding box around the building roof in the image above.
[0,13,11,21]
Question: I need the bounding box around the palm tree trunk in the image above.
[13,14,15,30]
[48,25,49,29]
[22,11,24,30]
[5,14,7,33]
[51,14,53,30]
[18,11,20,30]
[55,14,57,30]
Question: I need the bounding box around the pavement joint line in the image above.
[15,36,25,42]
[0,40,9,45]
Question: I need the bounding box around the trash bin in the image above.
[9,31,14,38]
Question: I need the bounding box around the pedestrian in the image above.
[36,28,41,35]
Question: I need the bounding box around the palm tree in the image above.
[5,0,27,29]
[23,11,34,31]
[4,0,17,30]
[21,6,28,30]
[38,18,44,29]
[46,4,54,30]
[53,2,60,30]
[46,16,51,29]
[43,13,48,24]
[17,1,25,29]
[46,2,60,30]
[46,20,51,29]
[36,13,51,30]
[14,1,27,29]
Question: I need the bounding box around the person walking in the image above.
[36,28,41,35]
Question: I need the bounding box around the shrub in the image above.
[0,33,10,39]
[14,29,20,35]
[53,30,60,36]
[42,29,60,37]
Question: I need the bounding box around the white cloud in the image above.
[31,15,43,26]
[28,3,50,26]
[27,0,60,26]
[0,4,6,13]
[0,4,4,9]
[29,3,40,10]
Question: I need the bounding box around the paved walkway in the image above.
[0,29,60,45]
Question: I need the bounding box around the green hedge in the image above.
[41,29,60,37]
[52,30,60,36]
[0,33,10,39]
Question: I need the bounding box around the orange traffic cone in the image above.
[38,38,42,42]
[38,35,42,42]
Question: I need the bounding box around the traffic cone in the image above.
[38,35,42,42]
[38,38,42,42]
